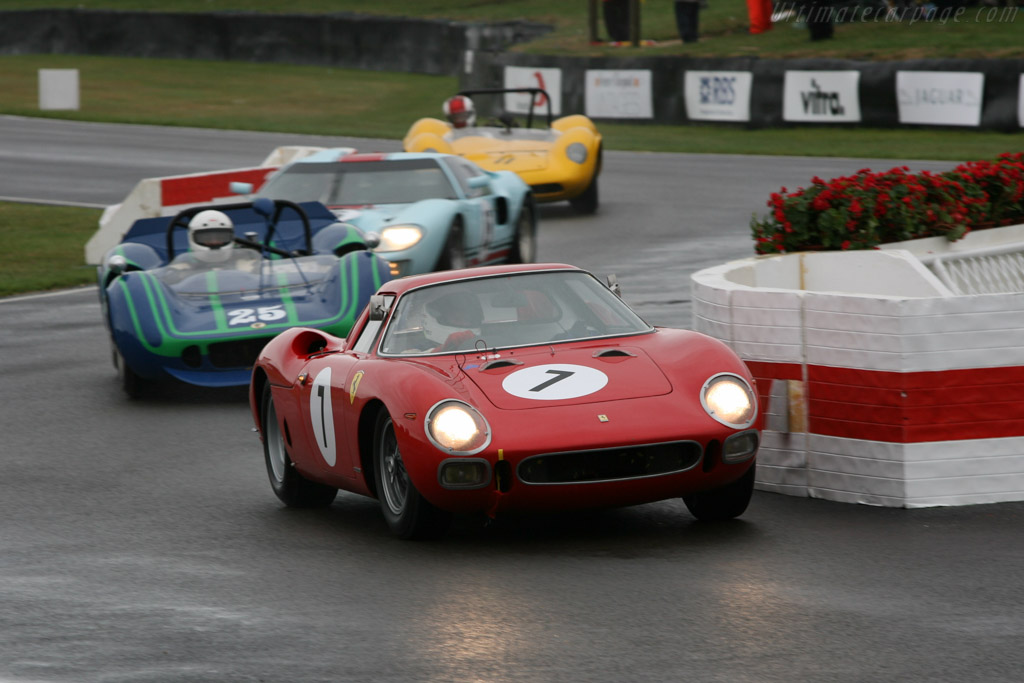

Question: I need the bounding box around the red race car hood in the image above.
[459,344,672,410]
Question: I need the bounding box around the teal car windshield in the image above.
[379,271,653,356]
[258,159,459,205]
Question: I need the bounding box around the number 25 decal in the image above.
[228,306,286,326]
[502,364,608,401]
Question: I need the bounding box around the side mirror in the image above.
[230,181,254,195]
[363,231,382,249]
[606,274,621,297]
[368,294,390,321]
[468,175,490,190]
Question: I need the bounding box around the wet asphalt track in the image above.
[1,116,1022,682]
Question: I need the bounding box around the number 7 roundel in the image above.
[501,364,608,401]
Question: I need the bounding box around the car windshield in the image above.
[153,252,339,295]
[378,271,652,356]
[257,159,459,206]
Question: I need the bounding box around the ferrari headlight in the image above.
[426,400,491,454]
[701,374,756,428]
[375,225,424,252]
[566,142,588,164]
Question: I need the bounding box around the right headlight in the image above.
[701,373,756,428]
[375,225,424,252]
[566,142,588,164]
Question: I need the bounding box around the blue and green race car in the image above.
[98,198,390,397]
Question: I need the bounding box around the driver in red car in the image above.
[425,289,483,352]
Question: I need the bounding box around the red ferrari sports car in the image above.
[250,263,761,539]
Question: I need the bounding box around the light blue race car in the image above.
[231,150,537,278]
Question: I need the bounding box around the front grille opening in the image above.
[531,183,564,195]
[182,345,202,368]
[703,440,720,473]
[518,441,702,485]
[207,336,275,369]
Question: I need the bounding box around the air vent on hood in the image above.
[593,348,636,358]
[479,358,524,371]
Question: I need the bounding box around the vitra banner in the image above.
[684,71,753,122]
[782,71,862,123]
[897,71,984,126]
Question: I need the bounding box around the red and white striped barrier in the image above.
[85,146,327,264]
[692,226,1024,507]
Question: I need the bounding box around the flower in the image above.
[750,154,1024,255]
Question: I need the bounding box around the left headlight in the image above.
[375,225,424,252]
[701,374,756,428]
[566,142,588,164]
[426,400,491,455]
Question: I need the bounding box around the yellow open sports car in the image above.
[404,88,603,214]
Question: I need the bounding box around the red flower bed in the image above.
[751,153,1024,255]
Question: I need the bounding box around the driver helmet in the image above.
[188,209,235,263]
[443,95,476,129]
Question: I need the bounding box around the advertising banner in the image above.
[584,69,653,119]
[684,71,752,122]
[782,71,861,123]
[503,66,563,117]
[896,71,984,126]
[1019,74,1024,128]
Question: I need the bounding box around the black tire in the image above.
[683,463,756,522]
[114,349,145,399]
[435,219,466,271]
[261,383,338,508]
[569,175,599,215]
[508,199,537,264]
[372,409,452,540]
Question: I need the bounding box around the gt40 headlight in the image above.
[701,374,756,428]
[375,225,424,252]
[426,400,491,455]
[566,142,588,164]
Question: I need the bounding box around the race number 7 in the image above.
[530,369,574,392]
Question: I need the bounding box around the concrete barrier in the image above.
[692,226,1024,507]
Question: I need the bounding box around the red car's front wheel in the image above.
[373,409,452,540]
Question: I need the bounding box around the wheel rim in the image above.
[265,397,287,484]
[517,207,536,262]
[378,418,409,515]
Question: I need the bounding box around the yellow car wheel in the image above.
[569,176,599,215]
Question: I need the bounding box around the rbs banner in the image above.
[783,71,861,123]
[684,71,752,122]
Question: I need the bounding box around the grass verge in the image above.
[2,54,1020,161]
[0,202,102,297]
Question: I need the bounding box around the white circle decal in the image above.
[501,364,608,401]
[309,367,336,466]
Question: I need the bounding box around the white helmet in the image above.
[188,210,234,263]
[443,95,476,129]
